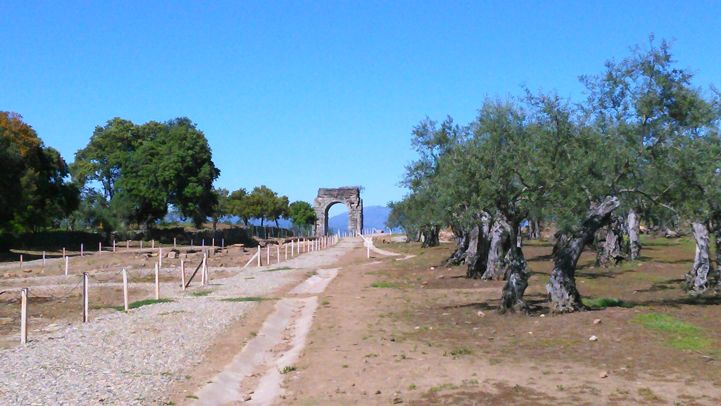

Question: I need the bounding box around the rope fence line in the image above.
[10,234,344,346]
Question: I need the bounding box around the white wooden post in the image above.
[173,237,177,248]
[113,239,116,252]
[42,251,46,266]
[80,243,84,257]
[122,269,129,312]
[98,242,102,254]
[202,239,205,248]
[180,259,186,290]
[158,248,162,269]
[20,288,28,344]
[154,262,159,300]
[126,240,130,250]
[19,254,23,269]
[212,238,215,247]
[151,239,155,249]
[82,272,89,322]
[63,247,66,258]
[257,246,261,266]
[64,256,69,276]
[201,253,207,286]
[285,243,288,260]
[276,245,280,264]
[291,240,294,256]
[367,244,370,258]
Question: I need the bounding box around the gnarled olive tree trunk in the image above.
[499,220,529,313]
[421,225,440,248]
[596,214,626,267]
[446,226,469,265]
[481,214,511,280]
[627,209,641,260]
[466,213,492,279]
[546,196,620,313]
[685,222,711,295]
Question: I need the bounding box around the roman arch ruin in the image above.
[314,187,363,236]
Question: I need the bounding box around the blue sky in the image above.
[2,1,720,207]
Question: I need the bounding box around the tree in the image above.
[71,118,139,202]
[0,112,79,236]
[75,117,219,229]
[269,195,289,228]
[210,188,231,231]
[228,188,251,226]
[288,201,317,233]
[246,185,279,227]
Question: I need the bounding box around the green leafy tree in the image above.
[288,201,317,233]
[246,185,278,227]
[210,188,231,231]
[0,112,79,236]
[228,188,251,226]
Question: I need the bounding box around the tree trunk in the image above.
[421,225,440,248]
[500,219,529,313]
[546,196,620,313]
[686,222,711,295]
[481,214,511,280]
[596,214,625,267]
[466,213,492,279]
[713,219,721,291]
[446,227,469,266]
[532,220,541,239]
[627,209,641,260]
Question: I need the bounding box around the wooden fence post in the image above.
[19,254,23,270]
[201,253,207,286]
[63,247,66,258]
[173,237,177,248]
[180,259,186,290]
[99,242,102,254]
[83,272,89,322]
[159,248,162,269]
[42,251,46,267]
[20,288,28,345]
[122,269,129,312]
[126,240,130,250]
[257,246,261,266]
[285,243,288,260]
[65,256,69,276]
[154,262,159,300]
[81,243,84,257]
[113,240,116,253]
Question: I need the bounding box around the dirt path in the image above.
[279,240,721,405]
[172,238,361,405]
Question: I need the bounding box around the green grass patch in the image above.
[220,296,265,302]
[429,383,458,393]
[370,281,401,289]
[263,267,292,272]
[582,297,634,309]
[280,365,296,374]
[445,347,473,358]
[633,312,712,351]
[114,298,173,311]
[190,290,212,297]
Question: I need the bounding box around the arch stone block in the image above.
[314,187,363,236]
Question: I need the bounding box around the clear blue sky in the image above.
[2,1,720,207]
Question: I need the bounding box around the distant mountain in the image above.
[328,205,393,233]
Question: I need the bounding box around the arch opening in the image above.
[313,187,363,236]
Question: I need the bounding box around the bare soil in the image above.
[279,235,721,405]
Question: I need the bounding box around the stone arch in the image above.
[314,187,363,236]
